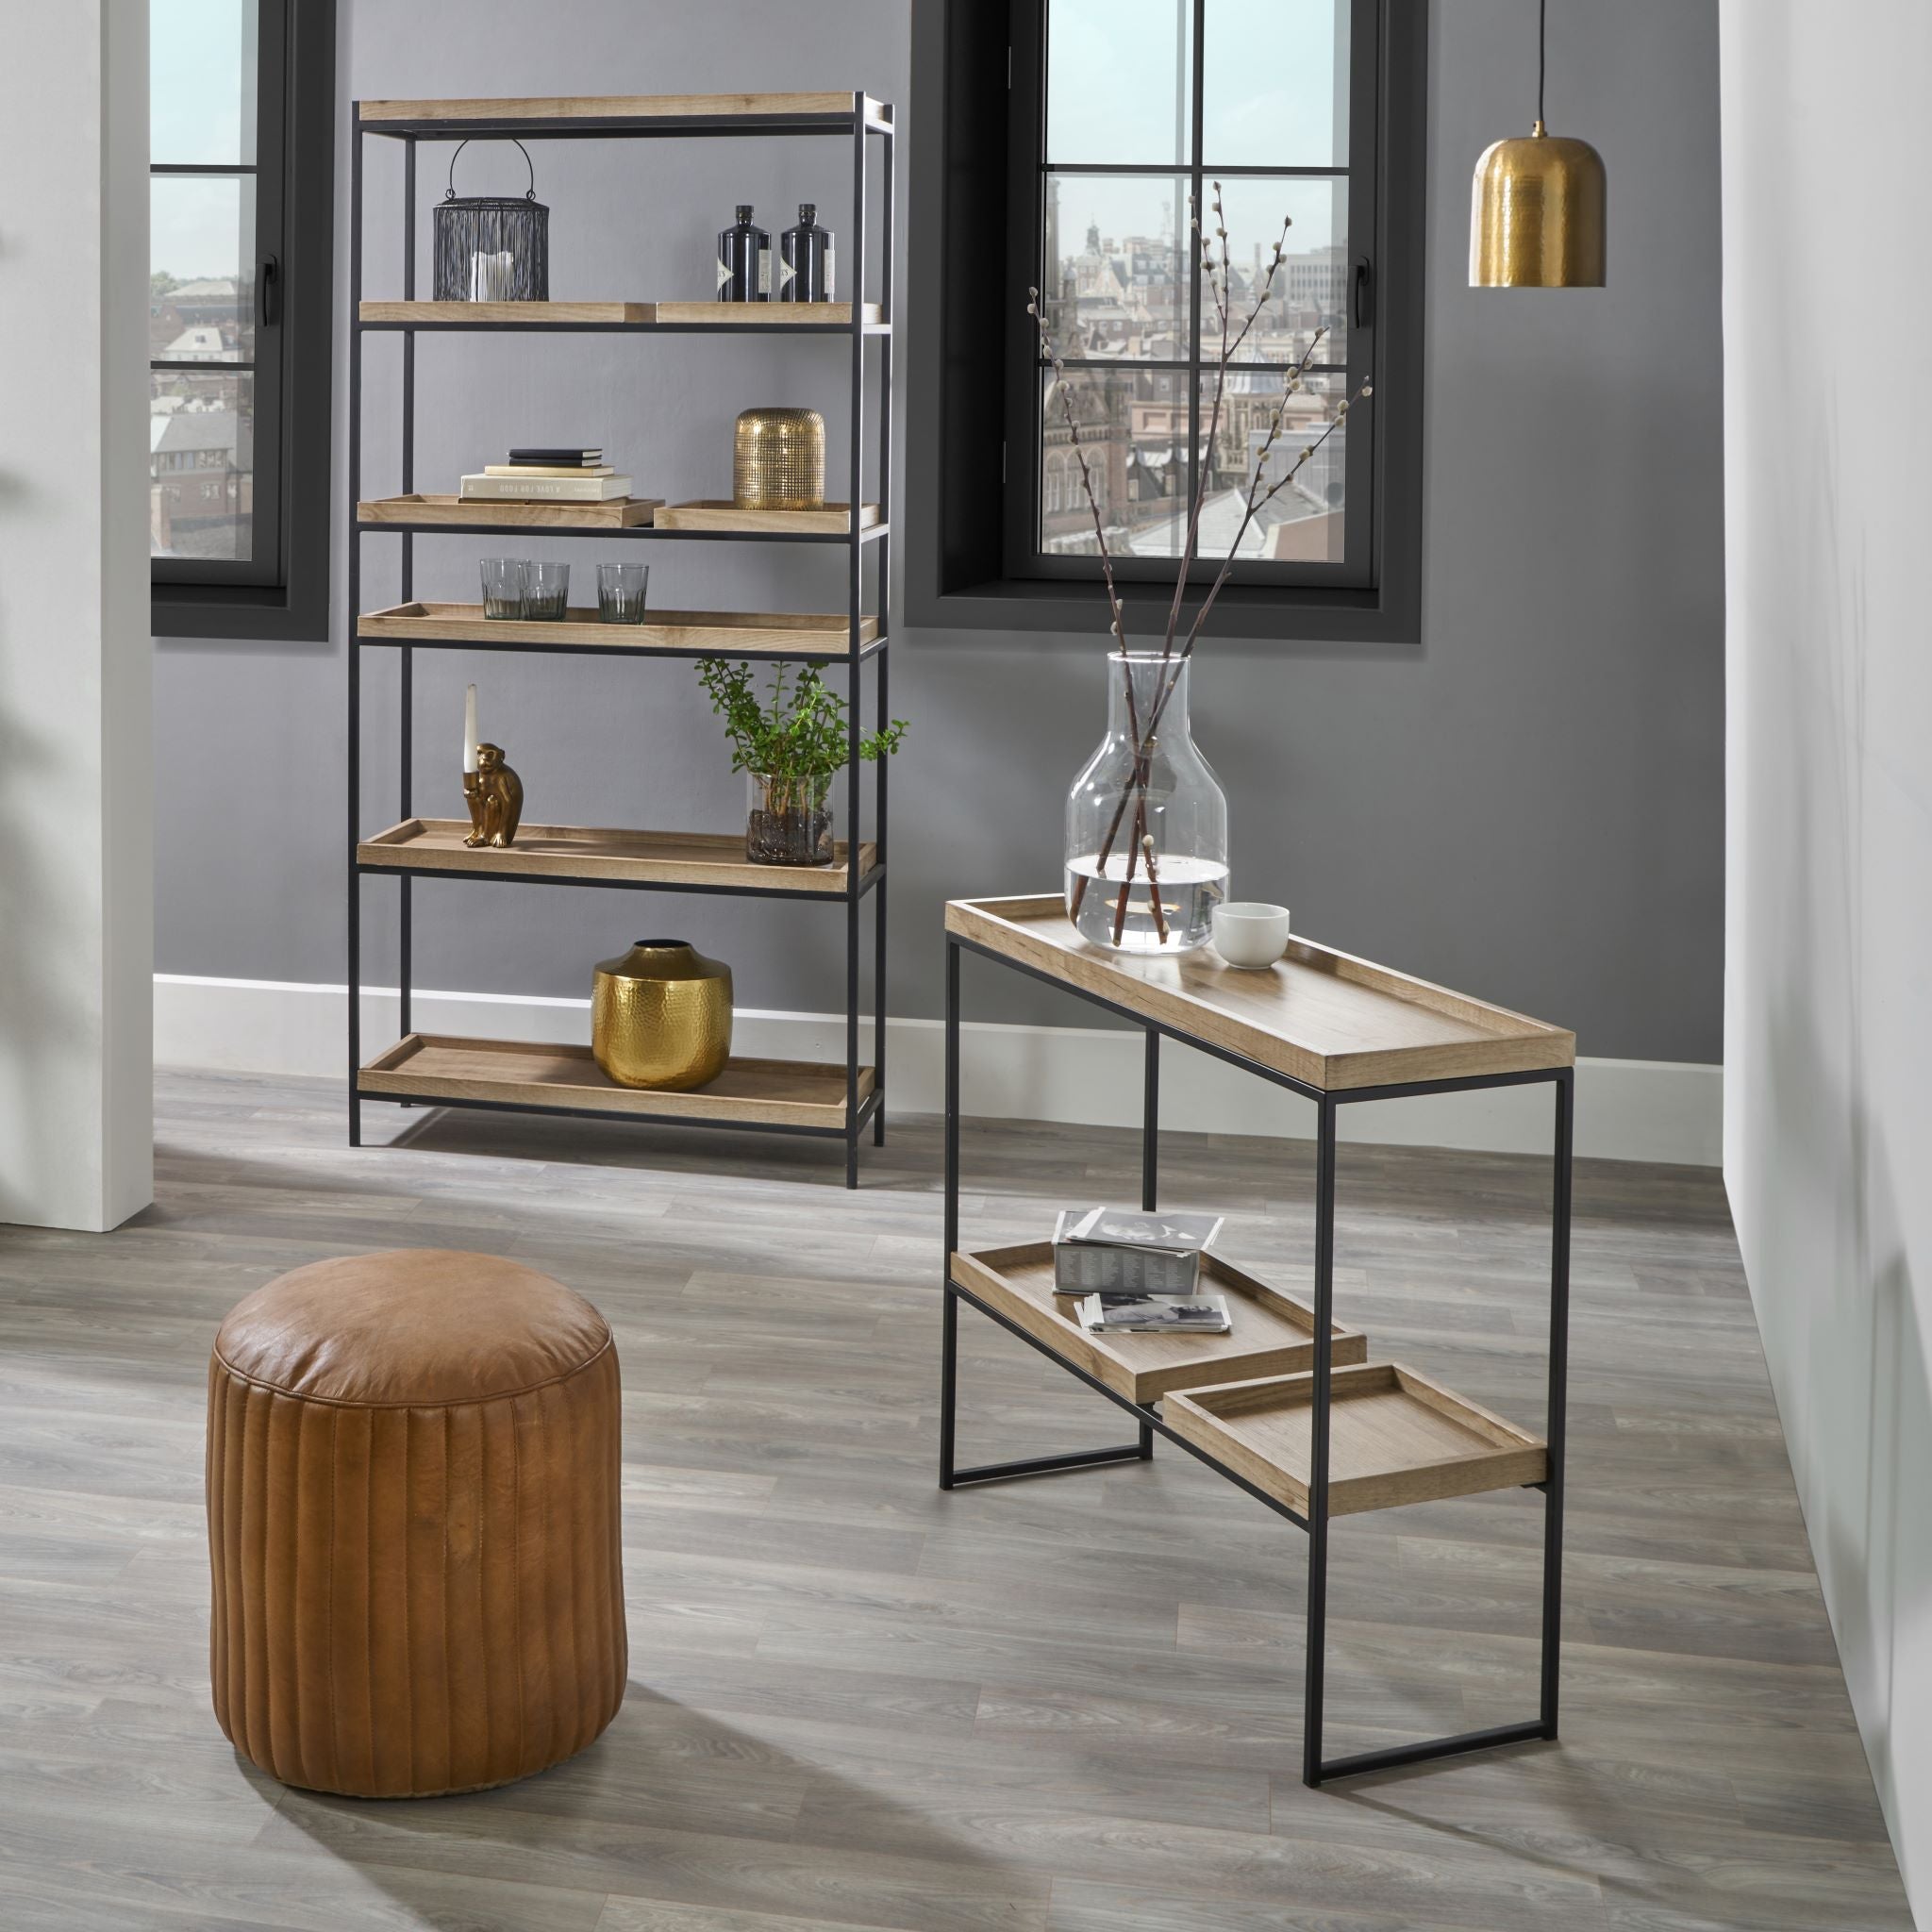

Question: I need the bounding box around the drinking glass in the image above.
[522,560,570,621]
[597,561,650,624]
[479,558,525,619]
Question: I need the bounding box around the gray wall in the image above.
[155,0,1724,1062]
[1722,0,1932,1912]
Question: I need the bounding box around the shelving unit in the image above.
[941,894,1574,1785]
[348,91,894,1185]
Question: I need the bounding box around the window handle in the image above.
[258,254,280,329]
[1352,256,1373,330]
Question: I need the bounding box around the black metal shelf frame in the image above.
[347,93,895,1187]
[940,932,1574,1787]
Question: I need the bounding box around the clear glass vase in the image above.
[1065,653,1228,953]
[746,771,835,867]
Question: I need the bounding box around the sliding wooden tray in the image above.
[358,300,882,327]
[359,1034,872,1130]
[653,501,882,534]
[1164,1363,1548,1518]
[358,819,875,894]
[356,603,877,657]
[946,895,1575,1092]
[950,1243,1366,1405]
[358,493,661,529]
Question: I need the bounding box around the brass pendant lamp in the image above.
[1470,0,1606,287]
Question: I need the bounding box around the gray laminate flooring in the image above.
[0,1069,1911,1930]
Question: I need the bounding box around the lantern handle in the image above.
[445,137,539,203]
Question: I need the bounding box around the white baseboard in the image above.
[154,973,1723,1165]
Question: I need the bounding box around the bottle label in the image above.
[778,254,797,293]
[824,248,836,300]
[758,246,772,296]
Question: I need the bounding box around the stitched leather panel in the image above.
[207,1277,625,1798]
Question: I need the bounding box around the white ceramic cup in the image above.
[1211,902,1293,970]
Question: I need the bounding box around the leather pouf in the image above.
[205,1250,626,1797]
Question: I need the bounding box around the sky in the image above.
[150,0,254,285]
[1045,0,1350,273]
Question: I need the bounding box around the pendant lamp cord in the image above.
[1538,0,1547,125]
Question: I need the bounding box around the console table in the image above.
[940,894,1575,1787]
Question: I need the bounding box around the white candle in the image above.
[463,685,478,775]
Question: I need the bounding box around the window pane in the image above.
[151,0,257,165]
[1195,370,1348,562]
[1047,0,1192,166]
[151,175,256,361]
[1041,174,1190,361]
[1198,176,1349,367]
[151,370,255,561]
[1041,369,1191,560]
[1203,0,1349,168]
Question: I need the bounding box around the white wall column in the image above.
[0,1,153,1231]
[1722,0,1932,1915]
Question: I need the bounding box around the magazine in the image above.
[1052,1204,1225,1295]
[1075,1292,1233,1336]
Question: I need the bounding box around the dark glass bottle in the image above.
[779,204,835,304]
[716,204,771,303]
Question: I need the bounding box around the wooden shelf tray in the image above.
[358,92,891,127]
[1165,1363,1547,1518]
[654,501,881,535]
[950,1243,1366,1404]
[358,493,660,529]
[356,603,876,657]
[945,896,1574,1092]
[358,819,875,893]
[359,1034,871,1130]
[358,300,882,327]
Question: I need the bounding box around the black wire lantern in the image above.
[432,139,550,301]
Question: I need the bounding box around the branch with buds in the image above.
[1032,184,1374,939]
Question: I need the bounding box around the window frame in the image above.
[151,0,336,642]
[906,0,1425,643]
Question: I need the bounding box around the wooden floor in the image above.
[0,1070,1911,1931]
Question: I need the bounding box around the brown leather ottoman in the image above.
[206,1250,626,1796]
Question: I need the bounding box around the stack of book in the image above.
[459,448,633,503]
[1049,1205,1233,1336]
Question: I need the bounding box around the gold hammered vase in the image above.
[734,408,825,511]
[591,940,733,1091]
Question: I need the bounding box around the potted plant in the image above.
[697,658,908,867]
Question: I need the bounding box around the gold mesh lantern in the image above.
[734,408,825,511]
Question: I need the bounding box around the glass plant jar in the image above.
[746,771,835,867]
[1065,652,1228,953]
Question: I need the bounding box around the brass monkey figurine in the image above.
[463,743,524,849]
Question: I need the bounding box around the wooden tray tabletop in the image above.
[945,895,1573,1092]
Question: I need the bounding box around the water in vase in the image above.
[1065,852,1228,954]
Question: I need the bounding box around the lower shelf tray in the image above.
[950,1242,1366,1403]
[1164,1362,1547,1518]
[358,1033,872,1131]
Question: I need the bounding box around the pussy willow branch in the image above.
[1161,189,1291,664]
[1030,289,1148,920]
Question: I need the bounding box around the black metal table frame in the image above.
[939,931,1573,1786]
[345,95,893,1188]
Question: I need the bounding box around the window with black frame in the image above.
[150,0,334,641]
[1018,0,1371,587]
